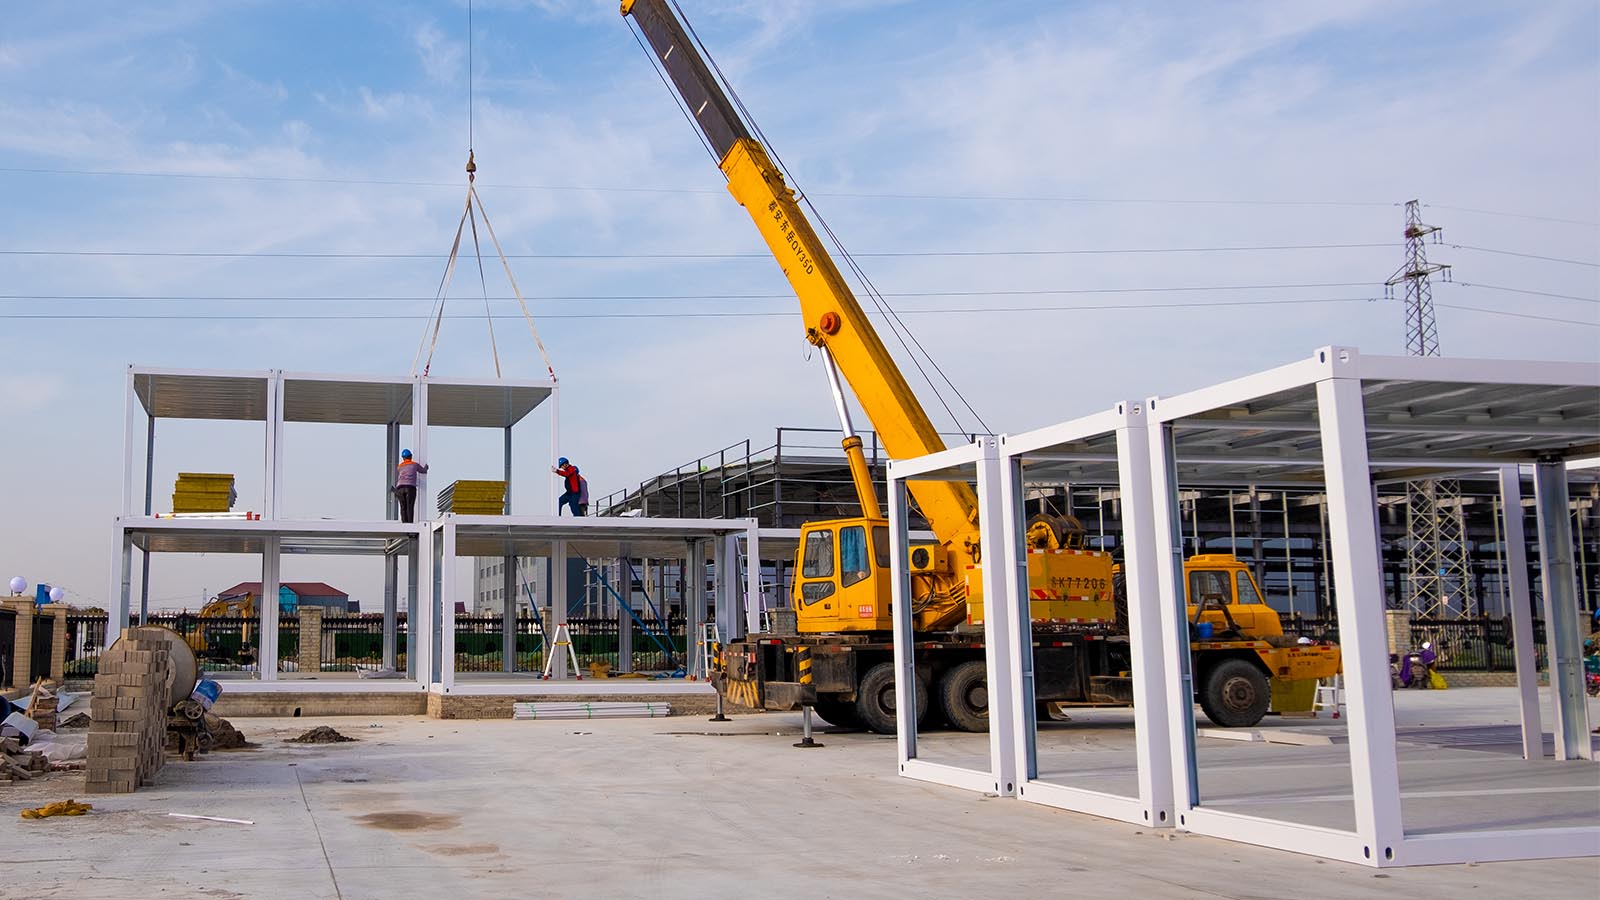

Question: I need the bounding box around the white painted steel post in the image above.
[745,522,762,637]
[1147,414,1199,816]
[687,540,707,679]
[429,525,444,684]
[265,371,283,519]
[440,522,457,690]
[1498,466,1543,759]
[551,538,569,679]
[973,439,1019,795]
[1533,460,1593,760]
[549,383,560,515]
[260,535,280,682]
[121,367,137,518]
[413,377,430,521]
[140,416,154,624]
[887,469,918,767]
[414,528,434,686]
[503,425,516,672]
[107,524,132,648]
[998,441,1036,784]
[1116,402,1175,828]
[1316,374,1403,862]
[384,424,400,671]
[718,533,742,644]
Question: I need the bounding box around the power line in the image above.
[1435,302,1598,327]
[0,281,1380,303]
[0,164,1411,208]
[1424,204,1600,228]
[1454,282,1599,304]
[0,297,1389,320]
[1449,244,1599,268]
[0,242,1395,261]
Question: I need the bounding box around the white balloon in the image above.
[48,586,65,604]
[7,576,24,595]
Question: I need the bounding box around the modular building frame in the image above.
[110,365,557,678]
[887,346,1600,868]
[424,515,762,691]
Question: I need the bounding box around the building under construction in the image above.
[594,426,1600,620]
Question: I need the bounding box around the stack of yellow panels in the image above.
[437,480,506,515]
[172,473,236,513]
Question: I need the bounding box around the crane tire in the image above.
[855,662,927,735]
[938,660,990,733]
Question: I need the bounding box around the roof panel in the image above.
[283,377,413,425]
[135,371,270,421]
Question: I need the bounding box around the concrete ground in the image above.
[2,689,1596,899]
[918,687,1600,834]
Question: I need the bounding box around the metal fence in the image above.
[1410,616,1544,672]
[318,613,408,672]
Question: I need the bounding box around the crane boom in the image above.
[623,0,980,552]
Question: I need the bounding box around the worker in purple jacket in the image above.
[394,449,428,523]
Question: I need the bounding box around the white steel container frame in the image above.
[424,515,762,692]
[109,365,558,684]
[886,346,1600,868]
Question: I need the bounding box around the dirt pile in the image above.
[287,726,356,744]
[204,714,250,749]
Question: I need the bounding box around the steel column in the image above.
[1316,375,1403,860]
[439,522,457,689]
[1497,466,1543,759]
[265,371,282,519]
[744,523,762,637]
[383,541,399,672]
[1148,418,1199,813]
[121,367,137,517]
[974,438,1018,796]
[106,525,132,648]
[259,535,281,682]
[550,538,569,679]
[887,474,918,766]
[1115,404,1174,827]
[1533,460,1593,760]
[140,416,154,624]
[686,540,707,680]
[999,450,1036,785]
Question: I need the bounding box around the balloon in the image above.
[48,586,65,604]
[7,576,24,595]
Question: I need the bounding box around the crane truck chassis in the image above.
[715,554,1341,732]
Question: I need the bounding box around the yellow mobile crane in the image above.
[621,0,1339,732]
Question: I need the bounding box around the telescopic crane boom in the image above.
[622,1,983,625]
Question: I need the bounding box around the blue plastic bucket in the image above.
[191,679,223,710]
[1195,621,1215,640]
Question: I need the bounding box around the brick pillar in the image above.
[1385,609,1411,656]
[4,599,34,688]
[298,606,322,674]
[45,606,67,682]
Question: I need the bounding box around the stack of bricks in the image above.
[86,627,174,794]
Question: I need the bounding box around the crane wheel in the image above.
[812,697,863,729]
[1199,658,1270,728]
[938,660,990,733]
[855,662,927,735]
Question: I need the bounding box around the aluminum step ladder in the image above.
[1313,673,1344,719]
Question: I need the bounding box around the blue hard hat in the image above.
[401,449,413,459]
[558,457,568,466]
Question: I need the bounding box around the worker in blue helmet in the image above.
[552,456,586,516]
[394,449,428,523]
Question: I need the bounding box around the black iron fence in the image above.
[1410,616,1545,672]
[318,613,408,672]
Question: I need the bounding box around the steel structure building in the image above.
[887,346,1599,867]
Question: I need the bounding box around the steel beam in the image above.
[1497,466,1543,759]
[1533,460,1593,760]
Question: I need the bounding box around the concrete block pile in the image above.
[86,627,174,794]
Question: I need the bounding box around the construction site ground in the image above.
[2,687,1595,899]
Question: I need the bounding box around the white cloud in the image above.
[414,21,464,84]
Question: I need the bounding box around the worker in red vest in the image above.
[394,449,428,523]
[553,457,584,516]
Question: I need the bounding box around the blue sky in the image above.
[1,0,1596,610]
